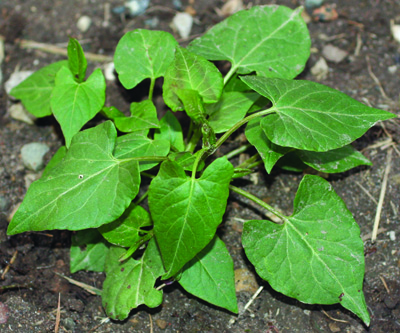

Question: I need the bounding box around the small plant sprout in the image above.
[8,5,395,325]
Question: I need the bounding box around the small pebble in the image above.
[305,0,324,9]
[322,44,348,63]
[388,65,397,74]
[391,21,400,44]
[9,103,36,125]
[77,15,92,33]
[172,12,193,39]
[125,0,149,16]
[217,0,244,17]
[172,0,183,11]
[24,172,40,189]
[388,230,396,241]
[21,142,50,172]
[104,62,116,81]
[0,195,9,212]
[311,57,329,80]
[5,71,34,97]
[156,319,168,329]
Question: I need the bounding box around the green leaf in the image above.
[179,236,238,313]
[102,238,164,320]
[188,6,310,79]
[206,92,259,133]
[224,75,252,92]
[99,203,152,247]
[163,47,223,111]
[245,118,291,173]
[7,121,140,235]
[70,229,110,273]
[241,76,396,152]
[154,111,185,151]
[114,29,178,89]
[168,152,205,172]
[114,133,170,172]
[114,100,160,133]
[51,67,106,147]
[176,89,207,124]
[148,157,234,278]
[102,106,125,119]
[67,38,87,82]
[10,61,68,117]
[242,175,370,325]
[296,145,372,173]
[42,146,67,178]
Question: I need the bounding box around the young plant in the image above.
[8,5,395,325]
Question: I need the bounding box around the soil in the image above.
[0,0,399,332]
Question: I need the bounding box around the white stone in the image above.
[391,22,400,44]
[104,62,116,81]
[77,15,92,33]
[172,12,193,39]
[5,71,34,97]
[9,103,36,125]
[20,142,50,172]
[322,44,348,63]
[311,57,329,80]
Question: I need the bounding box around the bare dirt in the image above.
[0,0,399,332]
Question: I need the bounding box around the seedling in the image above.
[8,5,395,325]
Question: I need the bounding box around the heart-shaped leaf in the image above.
[7,121,140,235]
[51,66,106,147]
[188,6,310,79]
[148,157,233,278]
[114,29,178,89]
[242,175,370,325]
[242,76,396,152]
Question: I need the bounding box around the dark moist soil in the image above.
[1,0,399,332]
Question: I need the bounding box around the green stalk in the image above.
[229,185,285,221]
[223,65,239,86]
[135,191,149,205]
[186,126,202,153]
[213,108,276,152]
[237,153,259,169]
[148,77,156,100]
[225,144,252,160]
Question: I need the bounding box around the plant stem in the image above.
[141,172,155,179]
[237,153,259,169]
[246,160,263,170]
[135,191,149,205]
[213,108,276,152]
[186,126,202,152]
[229,185,286,221]
[148,77,155,100]
[191,148,207,179]
[223,65,238,86]
[225,144,252,160]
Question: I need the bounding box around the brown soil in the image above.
[0,0,399,332]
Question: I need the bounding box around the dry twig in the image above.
[1,250,18,280]
[371,148,393,242]
[54,293,61,333]
[321,309,349,323]
[366,55,389,100]
[242,286,264,314]
[55,273,102,295]
[18,39,112,62]
[380,275,390,294]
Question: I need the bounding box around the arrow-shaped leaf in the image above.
[241,76,396,152]
[188,6,310,79]
[51,66,106,147]
[148,157,233,278]
[242,175,370,325]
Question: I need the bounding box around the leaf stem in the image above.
[148,77,155,100]
[213,108,276,152]
[225,144,252,160]
[237,153,259,169]
[135,191,149,205]
[191,148,207,179]
[141,172,156,179]
[229,185,285,221]
[186,126,202,153]
[223,65,238,86]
